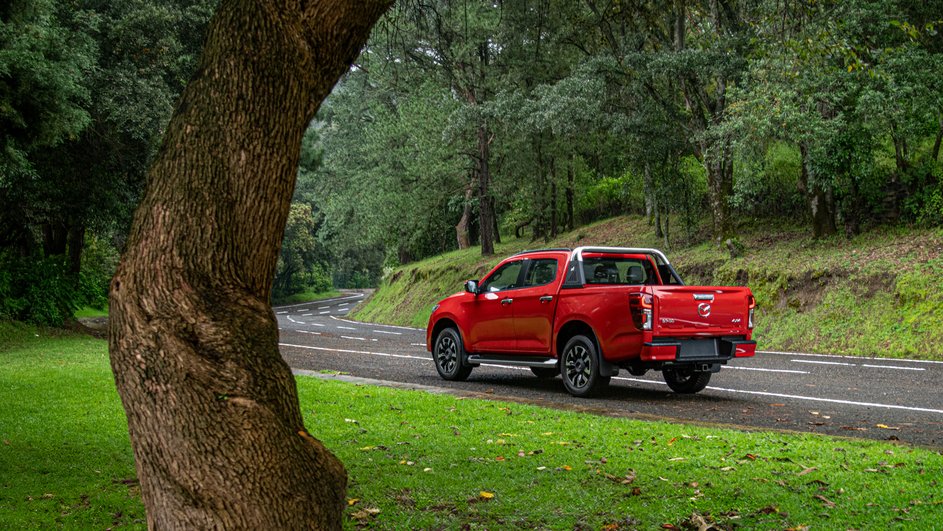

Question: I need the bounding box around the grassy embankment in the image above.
[2,322,942,529]
[353,217,943,359]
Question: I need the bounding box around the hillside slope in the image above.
[351,216,943,359]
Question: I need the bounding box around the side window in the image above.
[480,261,524,292]
[523,259,559,287]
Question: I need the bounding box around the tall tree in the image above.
[108,0,390,527]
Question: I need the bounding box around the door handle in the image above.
[539,296,553,303]
[500,298,513,305]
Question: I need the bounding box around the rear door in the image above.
[510,255,564,353]
[651,286,751,337]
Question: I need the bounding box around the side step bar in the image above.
[466,355,558,368]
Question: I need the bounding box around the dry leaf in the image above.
[479,491,495,500]
[797,467,817,476]
[814,494,836,508]
[347,498,360,506]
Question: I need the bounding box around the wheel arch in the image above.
[555,320,598,358]
[556,320,620,377]
[431,317,464,347]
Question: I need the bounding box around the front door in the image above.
[465,259,523,352]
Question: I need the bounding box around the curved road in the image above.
[277,293,943,448]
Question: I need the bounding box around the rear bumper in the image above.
[640,338,756,363]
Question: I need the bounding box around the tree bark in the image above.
[799,144,837,238]
[108,1,390,528]
[565,156,575,232]
[455,181,473,249]
[477,123,494,256]
[933,114,942,163]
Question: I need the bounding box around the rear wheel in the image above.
[530,366,558,379]
[663,369,711,394]
[433,328,472,381]
[560,335,609,397]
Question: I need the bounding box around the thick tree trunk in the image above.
[66,223,85,275]
[550,157,557,238]
[798,144,837,238]
[108,1,390,528]
[704,144,733,241]
[455,181,473,249]
[491,196,501,244]
[477,123,494,256]
[933,114,943,163]
[565,157,574,232]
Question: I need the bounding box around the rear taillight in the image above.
[747,295,756,329]
[630,293,654,331]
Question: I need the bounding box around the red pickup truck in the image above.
[426,247,756,397]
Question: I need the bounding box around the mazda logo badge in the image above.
[697,303,711,317]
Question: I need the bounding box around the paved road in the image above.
[277,293,943,448]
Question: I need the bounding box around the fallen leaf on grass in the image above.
[478,491,495,500]
[797,467,817,476]
[814,494,836,508]
[349,507,380,522]
[2,439,9,446]
[756,505,779,515]
[347,498,360,506]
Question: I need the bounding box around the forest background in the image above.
[2,0,942,326]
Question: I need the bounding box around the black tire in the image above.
[530,366,558,379]
[560,334,610,397]
[662,369,711,394]
[433,327,473,381]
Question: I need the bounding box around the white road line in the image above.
[298,330,321,335]
[792,360,855,367]
[311,323,325,327]
[273,294,365,310]
[411,343,426,347]
[287,316,303,324]
[280,343,426,361]
[761,350,943,365]
[302,313,313,316]
[341,336,367,341]
[861,364,925,371]
[612,376,943,414]
[373,330,402,335]
[276,311,287,315]
[339,303,349,307]
[318,306,329,310]
[336,326,357,330]
[726,366,808,374]
[330,315,424,331]
[319,311,330,315]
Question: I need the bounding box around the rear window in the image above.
[582,255,660,285]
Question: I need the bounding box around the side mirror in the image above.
[464,280,479,295]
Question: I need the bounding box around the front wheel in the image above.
[433,328,472,381]
[560,335,609,397]
[662,369,711,394]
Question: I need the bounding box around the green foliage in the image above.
[0,0,95,181]
[0,252,77,326]
[274,203,332,299]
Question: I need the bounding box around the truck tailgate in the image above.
[651,286,751,337]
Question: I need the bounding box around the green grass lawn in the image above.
[73,306,108,319]
[2,322,942,529]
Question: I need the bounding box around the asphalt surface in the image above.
[277,293,943,448]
